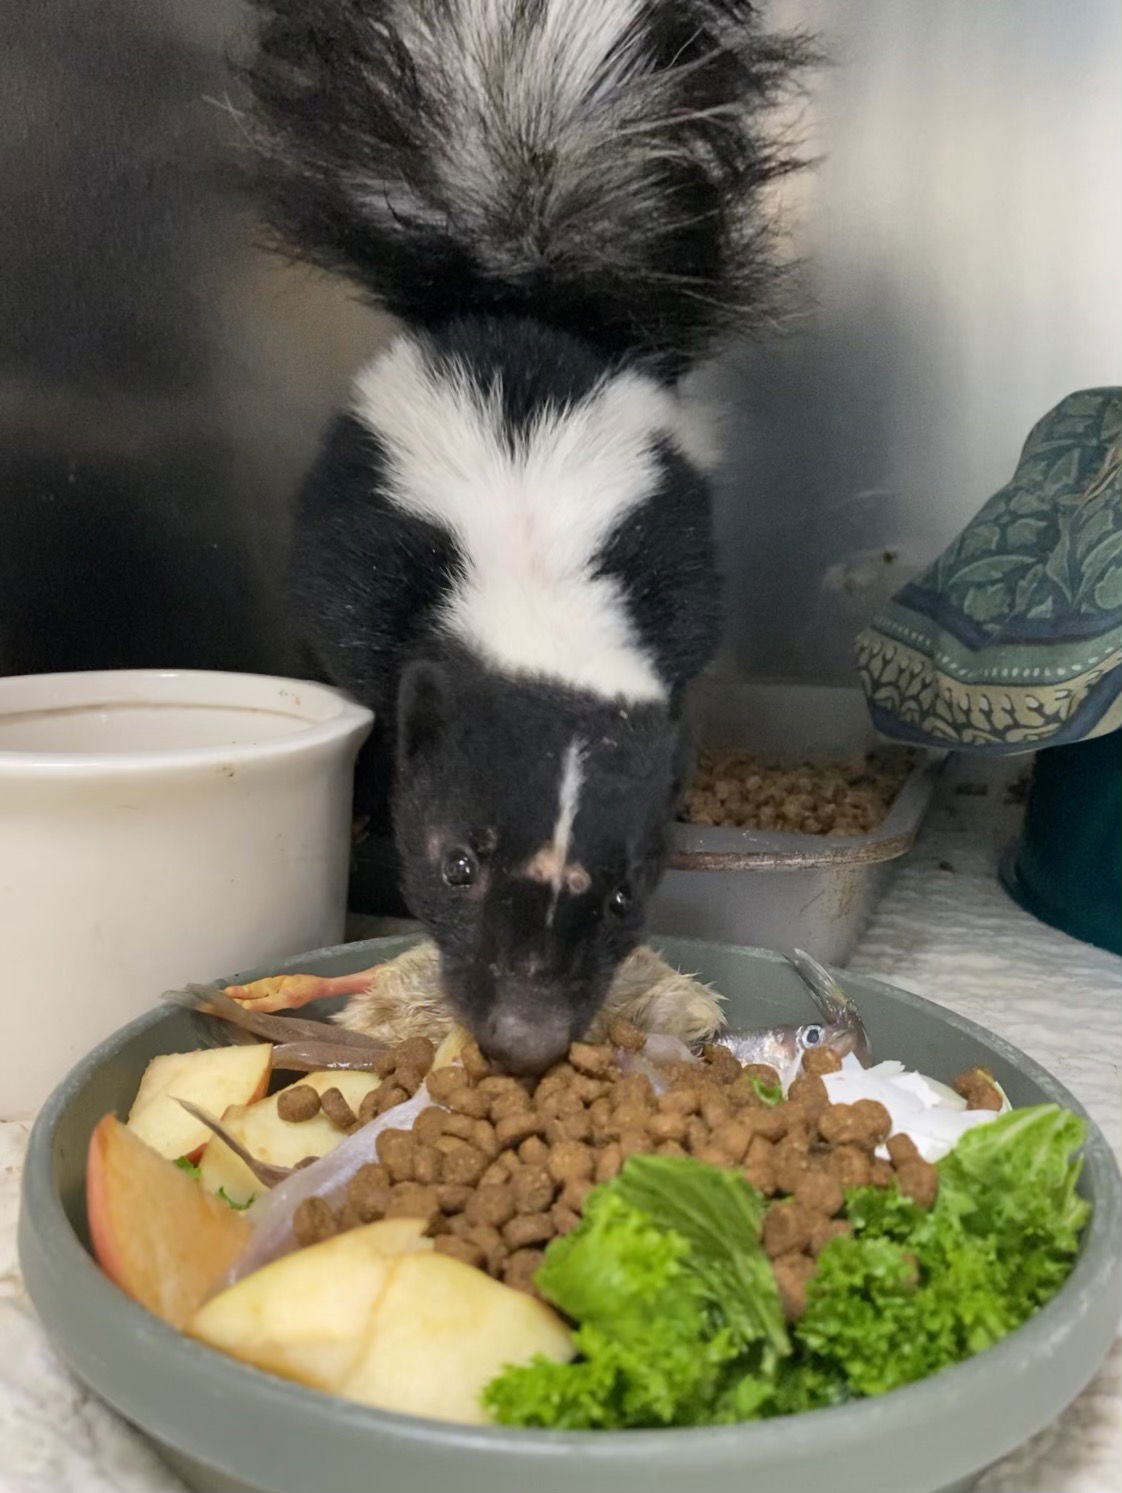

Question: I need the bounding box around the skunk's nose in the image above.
[480,1008,572,1076]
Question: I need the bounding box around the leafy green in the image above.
[486,1105,1090,1429]
[749,1076,783,1106]
[485,1157,784,1428]
[174,1156,201,1181]
[791,1105,1090,1399]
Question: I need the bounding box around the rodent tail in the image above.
[241,0,816,374]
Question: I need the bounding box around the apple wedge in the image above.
[127,1044,272,1162]
[341,1252,574,1424]
[188,1219,432,1391]
[197,1069,382,1205]
[87,1114,252,1329]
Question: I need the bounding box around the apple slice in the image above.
[432,1025,471,1071]
[197,1069,382,1205]
[341,1251,574,1424]
[188,1219,432,1391]
[127,1044,272,1162]
[87,1114,252,1329]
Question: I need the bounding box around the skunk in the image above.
[242,0,813,1072]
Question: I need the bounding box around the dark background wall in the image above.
[1,0,1119,684]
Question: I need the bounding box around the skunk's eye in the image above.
[800,1024,824,1048]
[442,849,478,888]
[607,885,633,917]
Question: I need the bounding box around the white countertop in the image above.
[1,759,1119,1493]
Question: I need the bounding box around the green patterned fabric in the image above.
[856,388,1122,753]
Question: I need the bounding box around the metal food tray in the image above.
[649,679,945,966]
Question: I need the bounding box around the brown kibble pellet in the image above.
[612,1072,654,1110]
[434,1235,485,1269]
[801,1047,843,1076]
[595,1142,622,1183]
[439,1141,489,1186]
[611,1102,652,1137]
[743,1138,777,1195]
[694,1142,734,1168]
[375,1129,416,1182]
[772,1251,816,1320]
[277,1084,321,1122]
[569,1041,615,1078]
[447,1085,490,1119]
[319,1087,358,1131]
[385,1183,440,1224]
[897,1158,938,1208]
[886,1132,920,1166]
[513,1165,556,1214]
[953,1067,1004,1112]
[459,1038,491,1083]
[371,1049,399,1079]
[550,1201,582,1235]
[701,1044,743,1086]
[617,1127,651,1159]
[464,1220,505,1266]
[393,1035,436,1075]
[819,1102,880,1149]
[560,1177,593,1212]
[747,1105,788,1142]
[658,1139,689,1158]
[468,1118,498,1158]
[545,1108,592,1145]
[412,1143,443,1185]
[495,1111,545,1148]
[685,1115,710,1153]
[503,1212,555,1250]
[711,1120,751,1163]
[548,1140,594,1184]
[436,1183,473,1212]
[787,1074,829,1117]
[658,1087,700,1116]
[762,1201,815,1258]
[466,1183,517,1228]
[772,1139,814,1193]
[489,1088,533,1123]
[394,1065,427,1097]
[293,1195,338,1247]
[441,1111,480,1144]
[369,1083,409,1119]
[425,1212,451,1237]
[850,1099,892,1144]
[608,1017,645,1051]
[425,1066,463,1103]
[346,1163,391,1222]
[809,1218,852,1256]
[649,1111,688,1144]
[570,1075,609,1104]
[869,1158,895,1188]
[357,1089,382,1126]
[479,1155,513,1187]
[503,1247,546,1295]
[700,1091,732,1129]
[793,1169,844,1217]
[827,1144,872,1188]
[477,1075,524,1099]
[518,1134,550,1166]
[413,1106,447,1146]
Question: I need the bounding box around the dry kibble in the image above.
[447,1085,490,1120]
[277,1085,321,1122]
[438,1140,489,1186]
[787,1074,829,1117]
[513,1165,556,1214]
[412,1105,447,1147]
[385,1183,440,1224]
[711,1120,751,1163]
[550,1202,582,1235]
[436,1183,473,1213]
[425,1066,464,1104]
[375,1129,416,1183]
[746,1106,788,1142]
[886,1132,920,1166]
[545,1108,592,1145]
[503,1213,556,1250]
[518,1134,550,1166]
[393,1035,436,1075]
[658,1088,700,1117]
[869,1158,895,1188]
[801,1048,843,1076]
[495,1111,545,1149]
[369,1083,409,1119]
[466,1183,517,1228]
[699,1091,732,1129]
[479,1156,513,1187]
[608,1017,645,1051]
[657,1140,688,1158]
[371,1049,399,1079]
[293,1195,338,1247]
[762,1201,815,1259]
[694,1143,734,1168]
[772,1251,817,1320]
[896,1158,939,1208]
[412,1143,443,1185]
[595,1143,623,1184]
[809,1218,852,1256]
[560,1178,593,1212]
[459,1038,491,1083]
[701,1044,743,1086]
[489,1088,532,1122]
[648,1111,688,1144]
[793,1169,844,1218]
[685,1115,710,1153]
[953,1067,1004,1112]
[569,1042,615,1078]
[612,1073,654,1110]
[346,1163,391,1222]
[395,1065,428,1096]
[548,1140,594,1184]
[434,1235,485,1269]
[503,1247,546,1295]
[827,1144,872,1189]
[772,1139,814,1194]
[318,1087,358,1131]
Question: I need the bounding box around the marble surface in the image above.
[2,761,1119,1493]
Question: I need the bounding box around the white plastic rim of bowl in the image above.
[0,670,373,1118]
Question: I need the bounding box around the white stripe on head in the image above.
[352,335,673,703]
[546,738,586,926]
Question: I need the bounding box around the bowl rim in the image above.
[19,934,1122,1477]
[0,669,372,775]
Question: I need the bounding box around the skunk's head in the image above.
[392,658,684,1074]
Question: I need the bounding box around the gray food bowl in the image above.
[19,935,1122,1493]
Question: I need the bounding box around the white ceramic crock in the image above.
[0,670,372,1118]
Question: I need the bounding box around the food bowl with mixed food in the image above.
[19,934,1121,1493]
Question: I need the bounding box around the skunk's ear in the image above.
[397,660,451,762]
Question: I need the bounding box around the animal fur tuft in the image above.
[239,0,817,373]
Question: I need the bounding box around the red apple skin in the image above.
[86,1114,252,1329]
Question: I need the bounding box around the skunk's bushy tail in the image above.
[241,0,816,374]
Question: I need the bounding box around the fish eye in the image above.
[607,885,633,917]
[441,848,478,888]
[800,1024,824,1048]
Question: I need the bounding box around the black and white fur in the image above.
[243,0,813,1072]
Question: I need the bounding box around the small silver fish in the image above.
[716,948,871,1090]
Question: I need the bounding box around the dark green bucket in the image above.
[1001,730,1122,956]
